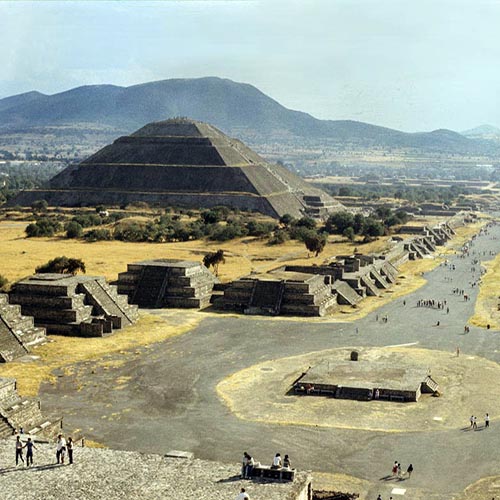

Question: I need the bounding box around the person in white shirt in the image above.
[56,434,67,464]
[271,453,282,469]
[236,487,250,500]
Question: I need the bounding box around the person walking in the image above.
[473,416,478,430]
[15,436,24,466]
[392,461,398,477]
[485,413,490,428]
[456,346,460,357]
[23,437,37,467]
[470,415,474,428]
[67,436,74,464]
[407,464,413,478]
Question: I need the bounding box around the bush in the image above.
[65,221,83,238]
[269,230,289,245]
[31,199,48,212]
[36,256,86,275]
[209,222,248,242]
[25,217,62,237]
[246,221,276,237]
[83,228,113,242]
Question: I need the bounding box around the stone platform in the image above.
[295,356,438,402]
[9,274,138,337]
[117,259,218,309]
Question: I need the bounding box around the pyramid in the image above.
[11,119,344,218]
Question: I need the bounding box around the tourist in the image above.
[485,413,490,428]
[241,452,249,478]
[56,434,67,464]
[469,415,474,428]
[283,454,291,469]
[243,453,254,479]
[407,463,413,478]
[271,453,282,469]
[15,436,24,466]
[392,461,398,477]
[397,463,402,478]
[377,495,382,500]
[23,437,37,467]
[456,346,460,357]
[67,436,74,464]
[473,416,478,430]
[236,487,250,500]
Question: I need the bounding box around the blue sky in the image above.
[1,0,499,131]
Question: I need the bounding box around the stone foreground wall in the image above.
[0,441,311,500]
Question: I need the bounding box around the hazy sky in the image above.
[1,0,499,131]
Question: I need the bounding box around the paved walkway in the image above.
[41,222,500,500]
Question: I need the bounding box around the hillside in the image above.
[0,77,496,155]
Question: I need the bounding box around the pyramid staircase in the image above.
[0,378,61,439]
[0,294,46,362]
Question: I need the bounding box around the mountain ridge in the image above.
[0,77,496,154]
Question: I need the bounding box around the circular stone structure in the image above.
[217,347,500,432]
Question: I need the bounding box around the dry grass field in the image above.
[0,220,390,284]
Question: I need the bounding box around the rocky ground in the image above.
[0,439,308,500]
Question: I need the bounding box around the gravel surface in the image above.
[0,439,309,500]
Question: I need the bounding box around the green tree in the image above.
[304,233,327,257]
[343,226,356,242]
[203,250,225,276]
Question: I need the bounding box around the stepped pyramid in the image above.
[9,274,139,337]
[0,294,46,362]
[117,259,218,309]
[10,118,344,219]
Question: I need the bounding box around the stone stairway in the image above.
[0,378,62,440]
[332,281,362,306]
[0,294,46,362]
[80,279,137,328]
[248,280,284,314]
[132,266,171,307]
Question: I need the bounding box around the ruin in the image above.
[10,118,344,219]
[0,293,46,362]
[0,377,62,439]
[9,274,138,337]
[294,357,439,402]
[214,272,337,317]
[117,259,218,309]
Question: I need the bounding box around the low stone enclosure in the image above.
[293,354,439,402]
[0,377,62,439]
[9,274,138,337]
[214,217,462,317]
[0,293,46,362]
[117,259,218,309]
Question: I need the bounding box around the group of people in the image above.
[14,433,75,467]
[416,299,447,309]
[240,451,292,479]
[391,460,413,479]
[469,414,490,430]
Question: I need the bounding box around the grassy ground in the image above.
[0,310,203,397]
[470,252,500,329]
[0,220,390,284]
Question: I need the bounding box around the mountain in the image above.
[462,124,500,140]
[0,77,496,154]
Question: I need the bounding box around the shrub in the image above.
[269,230,289,245]
[83,228,113,242]
[209,222,248,242]
[31,199,48,212]
[36,256,86,275]
[25,217,62,237]
[65,221,83,238]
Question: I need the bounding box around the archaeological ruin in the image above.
[0,377,61,438]
[9,118,344,219]
[9,274,138,337]
[294,356,439,402]
[117,259,218,309]
[0,293,46,362]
